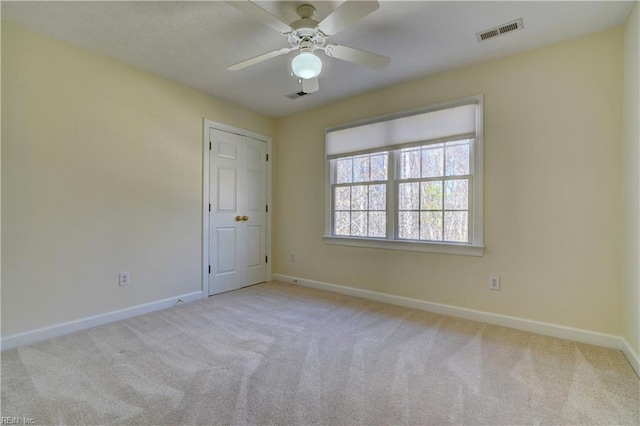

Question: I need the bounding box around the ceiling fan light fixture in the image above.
[291,52,322,79]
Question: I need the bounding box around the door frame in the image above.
[202,119,272,296]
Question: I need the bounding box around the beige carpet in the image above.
[1,281,638,425]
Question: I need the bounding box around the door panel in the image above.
[244,143,262,164]
[217,140,238,159]
[216,228,237,273]
[217,168,237,211]
[246,168,262,211]
[209,128,267,295]
[245,226,262,267]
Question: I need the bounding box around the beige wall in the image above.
[1,18,633,342]
[1,22,274,336]
[623,3,640,357]
[274,28,624,335]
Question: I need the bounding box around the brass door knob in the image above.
[235,216,243,222]
[242,216,249,221]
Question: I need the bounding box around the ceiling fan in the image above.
[227,0,390,94]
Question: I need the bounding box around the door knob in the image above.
[235,216,243,222]
[242,216,249,221]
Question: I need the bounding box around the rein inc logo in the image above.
[1,418,35,425]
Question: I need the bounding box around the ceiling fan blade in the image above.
[324,44,390,70]
[317,1,379,37]
[226,1,292,34]
[228,47,294,71]
[302,77,319,94]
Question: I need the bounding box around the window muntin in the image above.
[330,140,472,243]
[396,140,472,243]
[332,152,388,238]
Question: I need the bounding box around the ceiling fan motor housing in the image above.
[296,4,316,19]
[288,29,325,51]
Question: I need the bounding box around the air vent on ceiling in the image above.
[285,91,310,100]
[476,18,523,42]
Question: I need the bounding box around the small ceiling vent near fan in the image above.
[226,0,390,94]
[476,18,524,42]
[285,91,309,100]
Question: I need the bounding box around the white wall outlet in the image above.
[489,275,500,290]
[119,272,130,286]
[290,252,296,262]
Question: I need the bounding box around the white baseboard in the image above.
[621,337,640,377]
[0,291,205,352]
[272,274,638,374]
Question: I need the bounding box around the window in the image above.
[324,96,483,256]
[397,140,472,242]
[333,152,388,238]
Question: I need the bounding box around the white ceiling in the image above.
[2,1,634,118]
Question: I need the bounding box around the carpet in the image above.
[1,281,638,425]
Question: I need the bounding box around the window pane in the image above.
[444,211,468,242]
[399,212,419,239]
[368,212,386,237]
[369,184,386,210]
[420,211,443,241]
[353,156,370,182]
[444,179,468,210]
[422,145,444,178]
[370,154,388,181]
[351,185,368,210]
[334,187,350,211]
[400,149,421,179]
[398,182,419,210]
[336,158,352,184]
[352,211,367,237]
[445,142,470,176]
[335,212,350,236]
[421,181,443,210]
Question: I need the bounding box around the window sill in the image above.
[322,236,484,257]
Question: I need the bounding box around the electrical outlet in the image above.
[290,252,296,262]
[489,275,500,290]
[119,272,130,286]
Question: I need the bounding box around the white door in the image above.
[209,128,267,295]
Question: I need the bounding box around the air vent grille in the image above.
[477,18,523,42]
[479,29,499,41]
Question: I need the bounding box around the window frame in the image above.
[323,95,484,257]
[330,152,390,239]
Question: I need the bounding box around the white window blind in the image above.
[326,103,477,159]
[324,95,484,256]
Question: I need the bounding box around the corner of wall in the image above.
[622,1,640,358]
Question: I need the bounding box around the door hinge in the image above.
[266,153,269,161]
[209,203,211,212]
[209,141,212,150]
[208,265,211,274]
[266,205,268,213]
[265,256,268,263]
